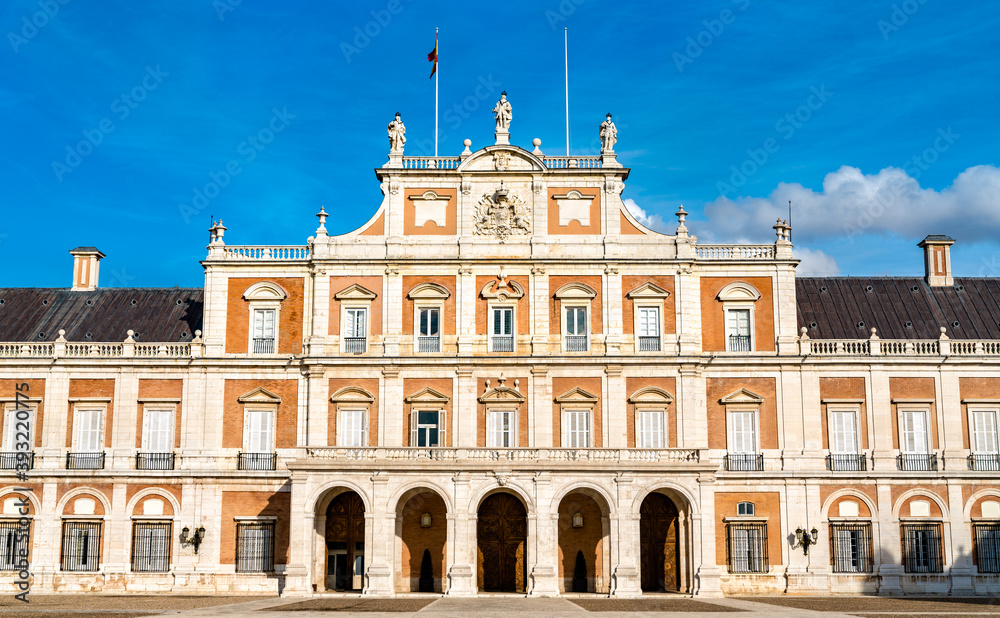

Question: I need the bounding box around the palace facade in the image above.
[1,124,1000,598]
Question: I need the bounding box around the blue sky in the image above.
[3,0,999,287]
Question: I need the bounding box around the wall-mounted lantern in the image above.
[795,527,819,555]
[572,512,584,528]
[181,525,206,554]
[421,513,433,528]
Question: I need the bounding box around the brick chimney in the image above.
[69,247,105,291]
[917,235,954,287]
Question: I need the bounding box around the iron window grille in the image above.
[238,452,277,471]
[974,523,1000,574]
[343,337,367,354]
[829,522,874,573]
[638,336,660,352]
[0,452,33,471]
[61,521,102,572]
[236,521,275,573]
[901,523,943,573]
[725,453,764,471]
[252,337,275,354]
[131,521,171,573]
[417,336,440,353]
[897,453,938,471]
[66,452,105,470]
[969,454,1000,471]
[827,453,868,471]
[136,452,175,470]
[727,522,768,573]
[0,519,29,571]
[491,335,514,353]
[564,335,588,352]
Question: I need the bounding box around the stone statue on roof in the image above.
[387,112,406,153]
[493,92,512,131]
[600,113,617,153]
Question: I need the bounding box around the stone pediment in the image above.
[334,283,378,301]
[628,386,674,404]
[458,146,545,173]
[404,387,451,405]
[237,387,282,405]
[408,282,451,300]
[626,282,671,299]
[479,379,526,404]
[554,387,600,404]
[330,386,376,404]
[720,388,764,405]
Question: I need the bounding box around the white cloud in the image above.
[623,198,671,233]
[794,247,840,275]
[702,165,1000,244]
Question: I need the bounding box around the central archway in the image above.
[477,492,527,592]
[325,491,365,591]
[639,492,679,592]
[557,490,610,593]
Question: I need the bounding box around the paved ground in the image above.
[1,595,1000,618]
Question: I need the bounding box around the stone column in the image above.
[103,483,129,579]
[456,369,476,448]
[605,366,625,448]
[365,473,393,595]
[457,266,476,355]
[870,370,895,471]
[383,266,402,357]
[947,483,975,594]
[382,368,402,447]
[875,482,902,594]
[306,268,329,355]
[604,266,622,356]
[111,370,138,470]
[693,476,723,597]
[610,474,641,597]
[446,475,476,595]
[528,474,559,596]
[530,266,549,355]
[678,365,705,449]
[32,482,60,589]
[938,369,965,470]
[305,367,328,447]
[40,370,69,469]
[282,472,312,595]
[531,367,552,448]
[675,265,701,355]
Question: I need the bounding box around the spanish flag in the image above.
[427,31,438,78]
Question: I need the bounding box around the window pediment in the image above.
[555,387,599,404]
[481,279,525,301]
[407,190,453,202]
[717,282,761,302]
[330,386,376,404]
[628,386,674,405]
[404,387,451,405]
[237,387,282,405]
[627,282,671,299]
[554,282,597,300]
[720,388,764,405]
[479,384,526,404]
[243,281,287,301]
[408,282,451,300]
[334,283,378,301]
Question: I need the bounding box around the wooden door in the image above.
[326,492,365,591]
[477,493,527,592]
[639,493,679,592]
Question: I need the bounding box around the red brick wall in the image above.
[136,379,183,449]
[706,378,778,450]
[67,379,115,448]
[398,491,448,591]
[700,277,775,352]
[220,491,290,565]
[225,277,304,354]
[222,379,299,449]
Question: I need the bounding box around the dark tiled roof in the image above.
[0,288,203,342]
[797,278,1000,340]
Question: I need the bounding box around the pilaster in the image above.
[531,367,552,448]
[604,265,622,356]
[528,473,559,596]
[605,366,625,448]
[530,265,549,355]
[609,474,641,597]
[446,474,476,596]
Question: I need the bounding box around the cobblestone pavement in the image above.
[1,595,1000,618]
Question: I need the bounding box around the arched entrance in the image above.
[396,489,447,593]
[557,491,610,593]
[639,492,679,592]
[477,492,527,592]
[325,491,365,591]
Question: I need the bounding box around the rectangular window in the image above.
[487,410,517,448]
[244,410,274,453]
[829,409,859,454]
[252,309,276,354]
[900,409,929,454]
[418,308,440,353]
[638,307,661,351]
[491,307,514,352]
[131,522,171,573]
[3,406,34,452]
[0,520,29,571]
[236,522,275,573]
[726,309,752,351]
[564,306,588,351]
[636,409,665,449]
[727,522,767,573]
[901,523,943,573]
[830,522,873,573]
[338,409,367,447]
[344,308,367,353]
[974,523,1000,574]
[61,521,101,572]
[412,410,445,448]
[74,408,103,453]
[563,409,591,448]
[972,410,999,454]
[142,408,173,453]
[728,410,757,454]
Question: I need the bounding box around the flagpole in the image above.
[564,27,569,156]
[435,27,439,157]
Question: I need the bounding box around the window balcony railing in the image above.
[238,452,277,471]
[564,335,588,352]
[827,453,868,471]
[969,453,1000,471]
[0,452,33,471]
[252,337,275,354]
[343,337,367,354]
[638,336,660,352]
[897,453,938,471]
[728,334,751,352]
[136,452,175,470]
[725,453,764,471]
[417,336,440,353]
[491,335,514,353]
[67,452,105,470]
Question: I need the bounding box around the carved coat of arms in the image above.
[474,185,531,242]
